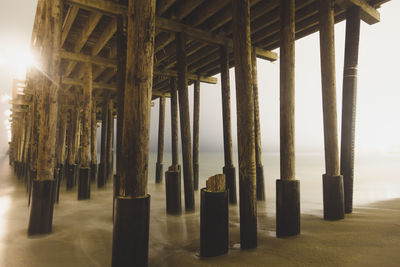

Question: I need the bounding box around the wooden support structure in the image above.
[98,93,109,188]
[251,48,265,201]
[232,0,257,249]
[340,6,361,214]
[28,0,62,235]
[90,99,97,182]
[169,78,179,169]
[220,45,237,204]
[106,99,114,182]
[276,0,300,238]
[112,0,155,266]
[319,0,345,221]
[155,96,166,184]
[192,79,200,191]
[78,61,92,200]
[176,32,195,211]
[336,0,380,25]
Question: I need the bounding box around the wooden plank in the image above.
[156,17,277,61]
[154,69,217,84]
[92,18,117,56]
[60,50,118,68]
[66,0,125,15]
[336,0,380,24]
[61,6,79,46]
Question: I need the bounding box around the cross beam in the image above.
[336,0,380,24]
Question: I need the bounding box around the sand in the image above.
[0,157,400,267]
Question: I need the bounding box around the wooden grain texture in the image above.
[340,6,361,213]
[156,97,166,164]
[56,106,67,165]
[170,78,179,167]
[119,0,156,198]
[116,15,126,175]
[192,79,200,189]
[176,32,195,210]
[319,0,340,176]
[80,62,92,168]
[90,100,97,165]
[36,0,62,180]
[220,46,234,168]
[99,94,109,168]
[280,0,296,181]
[232,0,257,249]
[206,174,226,192]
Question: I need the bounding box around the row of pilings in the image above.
[8,0,361,266]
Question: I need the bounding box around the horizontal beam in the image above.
[336,0,380,24]
[62,77,117,90]
[66,0,125,16]
[66,0,277,61]
[156,17,278,61]
[60,50,118,68]
[154,69,218,84]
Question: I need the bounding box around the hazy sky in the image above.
[0,1,399,157]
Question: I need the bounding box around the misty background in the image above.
[0,1,399,159]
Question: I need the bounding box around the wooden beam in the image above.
[336,0,380,24]
[154,69,217,84]
[66,0,277,61]
[60,50,117,68]
[62,77,117,90]
[92,18,117,56]
[61,6,79,46]
[156,17,277,61]
[66,0,125,15]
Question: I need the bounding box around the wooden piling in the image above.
[319,0,345,220]
[28,0,62,235]
[155,96,165,183]
[251,48,266,201]
[276,0,300,237]
[90,100,97,182]
[340,6,361,214]
[170,78,179,169]
[193,79,200,190]
[176,32,195,211]
[232,0,257,249]
[112,0,155,265]
[106,99,114,181]
[220,45,237,204]
[98,93,109,188]
[78,61,92,200]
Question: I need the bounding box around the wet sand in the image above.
[1,155,400,267]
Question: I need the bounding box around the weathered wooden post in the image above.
[28,0,61,235]
[55,104,67,202]
[340,6,361,214]
[319,0,345,221]
[106,100,114,182]
[112,0,155,266]
[193,79,200,190]
[98,93,109,188]
[77,61,92,200]
[90,100,97,182]
[165,78,182,214]
[155,96,165,183]
[66,96,80,190]
[277,0,300,237]
[114,14,127,213]
[220,45,237,204]
[232,0,257,249]
[251,48,266,201]
[176,32,195,211]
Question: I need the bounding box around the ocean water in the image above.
[147,151,400,215]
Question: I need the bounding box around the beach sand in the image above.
[0,154,399,266]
